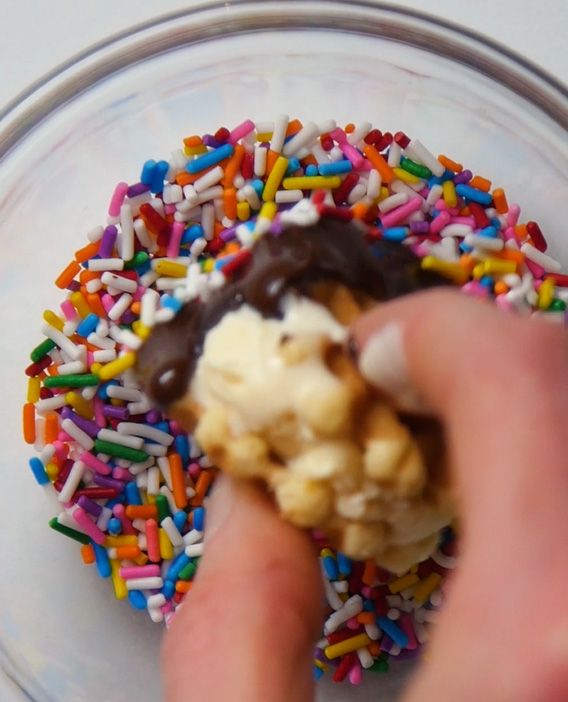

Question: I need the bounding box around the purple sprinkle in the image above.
[394,648,420,661]
[380,634,395,653]
[145,410,162,424]
[99,225,118,258]
[61,407,100,437]
[220,226,237,242]
[77,495,103,517]
[67,280,81,293]
[121,311,137,325]
[409,221,430,235]
[453,169,472,185]
[127,182,150,198]
[202,134,221,148]
[93,474,125,491]
[103,405,130,420]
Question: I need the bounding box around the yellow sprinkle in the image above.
[472,263,485,280]
[377,186,390,202]
[262,155,289,202]
[110,559,128,600]
[259,201,278,220]
[104,535,138,547]
[237,201,251,221]
[393,167,421,185]
[202,258,215,273]
[132,320,151,340]
[314,660,328,672]
[538,277,555,310]
[110,398,123,407]
[27,377,41,403]
[66,392,93,419]
[282,175,341,190]
[442,180,458,207]
[388,572,420,594]
[46,463,59,482]
[413,573,442,607]
[43,309,65,332]
[70,291,91,318]
[256,132,273,142]
[482,259,517,276]
[325,634,372,660]
[155,260,188,278]
[134,554,149,566]
[90,362,103,375]
[184,145,207,156]
[97,352,136,381]
[421,256,469,284]
[147,494,156,505]
[159,528,174,560]
[320,547,335,559]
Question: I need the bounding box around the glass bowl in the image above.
[1,2,567,701]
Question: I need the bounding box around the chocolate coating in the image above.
[136,218,448,406]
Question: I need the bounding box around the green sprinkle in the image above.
[548,298,566,312]
[156,494,171,522]
[369,658,389,673]
[30,338,57,362]
[44,374,100,388]
[179,561,197,580]
[49,516,90,545]
[124,251,150,270]
[94,439,148,463]
[400,156,432,180]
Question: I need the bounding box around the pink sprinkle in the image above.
[340,142,364,169]
[108,182,129,218]
[167,221,185,258]
[399,614,418,650]
[80,450,112,475]
[348,660,363,685]
[502,226,517,243]
[380,196,423,228]
[496,295,514,311]
[72,506,106,545]
[189,463,201,482]
[507,204,521,227]
[60,299,77,321]
[228,119,255,145]
[346,617,360,630]
[451,216,476,227]
[429,211,451,235]
[113,503,136,535]
[58,431,73,443]
[53,441,68,462]
[164,204,176,216]
[361,586,373,599]
[330,128,347,144]
[161,602,174,615]
[94,397,106,428]
[120,564,161,580]
[462,281,489,298]
[113,467,134,482]
[525,258,545,279]
[101,294,115,314]
[434,199,460,216]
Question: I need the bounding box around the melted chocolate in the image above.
[136,218,448,406]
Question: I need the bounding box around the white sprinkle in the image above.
[365,623,381,640]
[108,293,132,321]
[87,225,104,243]
[387,142,402,167]
[97,506,112,531]
[185,543,204,558]
[106,385,142,402]
[390,179,419,199]
[201,203,215,240]
[97,428,144,449]
[117,422,174,446]
[157,457,173,491]
[57,360,86,376]
[146,465,160,495]
[143,443,168,457]
[133,219,157,253]
[101,272,137,294]
[36,395,67,414]
[521,243,562,272]
[163,183,183,204]
[317,119,337,135]
[440,223,473,238]
[347,183,368,205]
[147,594,166,609]
[431,550,457,569]
[366,169,381,199]
[86,278,103,294]
[183,529,203,546]
[378,192,408,213]
[324,595,363,635]
[347,121,372,145]
[357,647,374,669]
[41,324,82,360]
[93,349,117,363]
[162,517,184,547]
[119,203,134,261]
[87,258,124,272]
[270,114,289,154]
[197,186,223,205]
[61,418,94,450]
[57,460,85,503]
[465,233,504,251]
[283,121,319,157]
[405,139,445,176]
[126,577,163,591]
[194,166,224,193]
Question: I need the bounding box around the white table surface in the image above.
[1,1,567,700]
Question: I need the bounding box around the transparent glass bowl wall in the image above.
[1,3,567,701]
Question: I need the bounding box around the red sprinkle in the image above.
[526,221,547,252]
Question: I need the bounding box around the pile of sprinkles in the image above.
[23,116,566,684]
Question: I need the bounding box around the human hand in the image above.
[163,289,568,702]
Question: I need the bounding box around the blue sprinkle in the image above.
[93,543,111,578]
[459,242,474,253]
[193,507,205,532]
[182,224,205,244]
[305,164,318,177]
[175,435,190,465]
[173,510,187,532]
[285,157,301,176]
[455,184,493,206]
[479,276,494,289]
[383,227,409,242]
[161,295,183,313]
[322,555,339,580]
[29,457,49,485]
[337,552,352,577]
[163,581,176,599]
[187,143,234,174]
[128,590,147,610]
[478,225,497,238]
[215,255,236,270]
[150,160,170,194]
[167,553,191,582]
[97,380,119,400]
[76,313,100,338]
[428,169,454,186]
[313,666,325,681]
[377,616,409,648]
[251,179,264,197]
[107,517,122,536]
[490,217,502,230]
[125,482,142,506]
[140,160,157,186]
[318,160,352,176]
[363,599,375,612]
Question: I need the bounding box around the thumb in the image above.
[353,289,568,701]
[162,475,323,702]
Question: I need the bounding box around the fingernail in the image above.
[358,322,427,413]
[204,474,235,543]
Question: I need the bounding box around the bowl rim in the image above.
[1,0,567,159]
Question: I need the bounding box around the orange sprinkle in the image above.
[344,123,356,133]
[23,403,36,444]
[438,154,463,173]
[125,505,158,520]
[285,118,303,137]
[459,254,477,272]
[357,612,377,625]
[79,270,100,285]
[190,470,213,507]
[81,544,96,565]
[494,281,509,295]
[493,187,509,214]
[214,221,224,237]
[265,149,280,176]
[363,144,395,184]
[351,201,369,220]
[224,188,237,220]
[55,260,80,289]
[45,412,60,444]
[301,154,318,168]
[362,560,377,586]
[221,144,245,188]
[74,241,100,263]
[86,293,107,318]
[45,364,60,377]
[514,223,528,240]
[169,453,188,510]
[183,135,203,148]
[176,580,193,593]
[130,301,141,316]
[134,553,149,566]
[368,642,381,657]
[497,247,525,264]
[459,205,471,216]
[175,171,193,187]
[469,175,492,192]
[224,241,240,255]
[115,545,142,560]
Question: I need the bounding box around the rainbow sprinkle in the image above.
[23,117,566,684]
